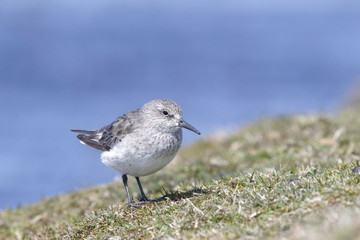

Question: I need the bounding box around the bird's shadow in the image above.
[143,188,210,203]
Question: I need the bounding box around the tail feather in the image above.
[71,129,97,134]
[71,128,109,151]
[76,134,110,151]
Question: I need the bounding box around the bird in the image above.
[71,99,200,206]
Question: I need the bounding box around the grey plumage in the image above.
[71,99,200,206]
[71,109,139,151]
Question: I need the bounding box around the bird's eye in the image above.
[162,110,169,116]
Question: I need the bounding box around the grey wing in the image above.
[71,110,139,151]
[98,110,138,150]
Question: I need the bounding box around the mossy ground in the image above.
[2,108,360,239]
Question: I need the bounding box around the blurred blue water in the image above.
[1,0,360,209]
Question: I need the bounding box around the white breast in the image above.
[100,130,182,177]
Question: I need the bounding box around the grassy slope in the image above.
[2,108,360,239]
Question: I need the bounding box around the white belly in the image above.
[100,131,181,177]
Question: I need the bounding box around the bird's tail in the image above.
[70,129,109,151]
[70,129,97,134]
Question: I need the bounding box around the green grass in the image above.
[2,108,360,239]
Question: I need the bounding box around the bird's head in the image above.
[141,99,200,135]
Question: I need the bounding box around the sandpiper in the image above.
[71,99,200,206]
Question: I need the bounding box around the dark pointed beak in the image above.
[179,118,201,135]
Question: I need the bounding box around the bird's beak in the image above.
[179,118,201,135]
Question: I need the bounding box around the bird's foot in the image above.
[125,196,166,208]
[139,196,150,202]
[138,197,163,203]
[125,201,147,208]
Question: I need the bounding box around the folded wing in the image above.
[71,110,138,152]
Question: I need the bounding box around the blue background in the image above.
[1,0,360,209]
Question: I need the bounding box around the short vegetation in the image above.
[2,106,360,239]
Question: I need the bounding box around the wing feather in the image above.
[71,109,139,151]
[98,110,138,149]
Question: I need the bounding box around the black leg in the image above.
[135,177,149,202]
[122,174,132,205]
